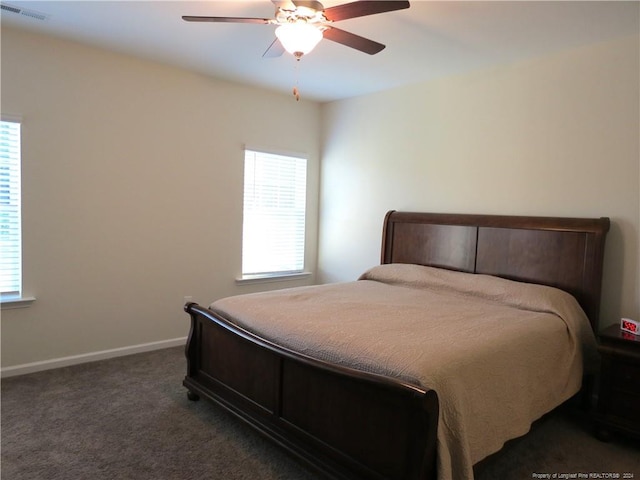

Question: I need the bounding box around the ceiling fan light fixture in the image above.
[275,22,322,58]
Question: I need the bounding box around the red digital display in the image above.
[621,318,639,336]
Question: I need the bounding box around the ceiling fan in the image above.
[183,0,410,60]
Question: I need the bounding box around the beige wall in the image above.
[1,27,321,368]
[319,34,640,328]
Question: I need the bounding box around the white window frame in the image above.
[1,116,34,308]
[239,148,310,283]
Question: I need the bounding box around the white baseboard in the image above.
[1,337,187,378]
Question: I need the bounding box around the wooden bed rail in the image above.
[184,302,440,480]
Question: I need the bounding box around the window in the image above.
[0,119,22,301]
[242,149,307,278]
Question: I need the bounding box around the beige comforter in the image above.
[210,264,598,480]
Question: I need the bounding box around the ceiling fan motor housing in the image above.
[276,1,327,24]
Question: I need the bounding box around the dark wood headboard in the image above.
[381,211,610,332]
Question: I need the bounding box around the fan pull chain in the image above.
[292,57,300,102]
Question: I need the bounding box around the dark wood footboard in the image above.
[183,302,439,480]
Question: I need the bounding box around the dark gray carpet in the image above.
[2,346,638,480]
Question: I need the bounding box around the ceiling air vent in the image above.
[1,2,50,21]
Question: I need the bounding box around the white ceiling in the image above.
[1,1,638,102]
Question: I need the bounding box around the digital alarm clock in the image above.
[621,317,639,335]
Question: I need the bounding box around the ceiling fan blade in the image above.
[182,16,272,24]
[322,27,385,55]
[323,1,409,22]
[263,38,285,58]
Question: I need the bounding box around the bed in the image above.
[183,211,610,480]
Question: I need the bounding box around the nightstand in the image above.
[595,324,640,441]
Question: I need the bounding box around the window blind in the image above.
[0,120,22,298]
[242,149,307,276]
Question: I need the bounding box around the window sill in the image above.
[236,272,312,285]
[1,296,36,309]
